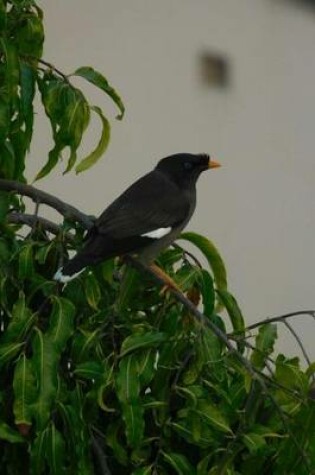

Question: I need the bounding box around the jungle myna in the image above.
[54,153,220,283]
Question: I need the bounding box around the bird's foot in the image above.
[149,263,183,296]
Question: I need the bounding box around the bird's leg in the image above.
[149,263,183,295]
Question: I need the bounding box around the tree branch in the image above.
[8,212,76,243]
[0,179,94,229]
[245,311,315,332]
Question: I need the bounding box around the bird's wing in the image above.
[95,170,191,239]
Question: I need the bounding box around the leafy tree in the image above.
[0,1,315,474]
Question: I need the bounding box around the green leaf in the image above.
[136,349,157,387]
[242,432,267,453]
[31,329,58,429]
[0,141,16,179]
[0,342,24,368]
[74,361,104,381]
[199,326,222,365]
[179,232,227,297]
[251,323,277,370]
[57,399,94,472]
[161,451,196,475]
[18,243,34,279]
[275,354,306,392]
[106,422,128,466]
[15,13,44,57]
[0,291,34,344]
[175,263,200,291]
[216,289,245,352]
[116,266,142,314]
[0,101,10,143]
[20,61,35,149]
[13,353,37,426]
[1,38,19,105]
[36,77,90,179]
[132,467,153,475]
[84,272,101,310]
[197,400,232,434]
[121,403,144,448]
[0,422,24,443]
[75,105,110,174]
[30,428,49,475]
[116,355,140,404]
[120,331,166,357]
[72,66,125,119]
[199,269,215,316]
[47,296,75,350]
[46,423,66,475]
[116,355,144,447]
[34,143,62,181]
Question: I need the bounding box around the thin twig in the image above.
[245,311,315,332]
[172,242,203,268]
[22,55,70,82]
[284,320,313,369]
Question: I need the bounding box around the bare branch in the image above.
[8,212,75,243]
[245,311,315,332]
[22,55,70,82]
[284,320,313,370]
[0,179,94,229]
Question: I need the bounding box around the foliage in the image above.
[0,2,315,474]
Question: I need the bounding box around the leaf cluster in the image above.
[0,229,315,474]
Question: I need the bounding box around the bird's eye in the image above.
[183,162,193,171]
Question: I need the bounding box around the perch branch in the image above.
[0,179,94,229]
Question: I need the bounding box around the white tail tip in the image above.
[53,267,84,283]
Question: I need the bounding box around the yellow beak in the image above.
[208,159,221,169]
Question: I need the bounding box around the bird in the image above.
[54,153,221,284]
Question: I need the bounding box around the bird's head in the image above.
[155,153,221,187]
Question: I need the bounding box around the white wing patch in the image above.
[53,267,84,283]
[141,227,172,239]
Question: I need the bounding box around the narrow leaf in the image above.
[0,422,24,443]
[216,289,245,352]
[116,355,140,404]
[161,451,196,475]
[197,401,232,434]
[179,232,227,297]
[31,329,58,429]
[18,243,34,279]
[46,423,66,475]
[251,323,277,370]
[75,106,110,174]
[120,331,166,357]
[72,66,125,119]
[0,342,24,368]
[84,273,101,310]
[13,353,37,426]
[47,296,75,350]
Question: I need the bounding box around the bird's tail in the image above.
[53,233,113,283]
[54,253,91,283]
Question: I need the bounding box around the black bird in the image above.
[54,153,220,284]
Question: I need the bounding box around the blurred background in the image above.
[30,0,315,358]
